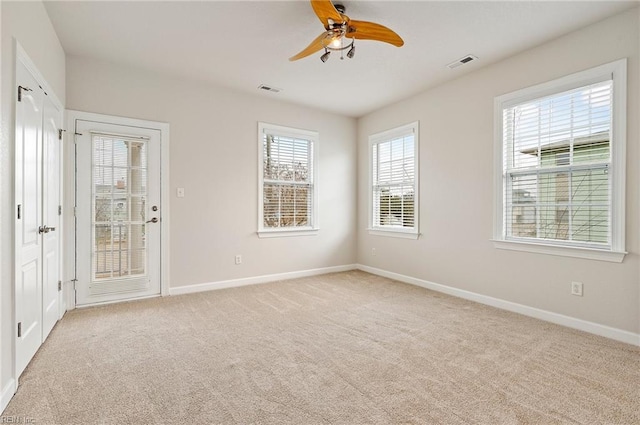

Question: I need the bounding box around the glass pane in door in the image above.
[92,134,147,281]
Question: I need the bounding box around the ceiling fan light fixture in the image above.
[347,44,355,59]
[288,0,404,62]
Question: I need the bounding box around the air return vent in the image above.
[447,55,478,69]
[258,84,282,93]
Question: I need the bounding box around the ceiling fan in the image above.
[290,0,404,62]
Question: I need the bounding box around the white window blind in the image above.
[503,80,612,247]
[370,123,418,235]
[92,134,148,282]
[258,123,318,235]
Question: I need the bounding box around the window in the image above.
[92,134,148,279]
[369,122,419,239]
[258,122,318,237]
[494,60,627,262]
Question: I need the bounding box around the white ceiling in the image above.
[44,0,637,117]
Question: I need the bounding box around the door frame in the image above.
[13,42,64,385]
[65,110,170,309]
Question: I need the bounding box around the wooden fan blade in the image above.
[289,32,328,61]
[311,0,344,29]
[346,20,404,47]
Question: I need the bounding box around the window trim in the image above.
[368,121,420,239]
[493,59,627,262]
[257,122,319,238]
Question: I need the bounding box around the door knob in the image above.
[39,225,56,234]
[146,217,158,224]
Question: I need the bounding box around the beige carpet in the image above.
[3,270,639,424]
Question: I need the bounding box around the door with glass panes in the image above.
[75,119,161,306]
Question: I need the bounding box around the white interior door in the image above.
[15,60,44,377]
[14,48,64,379]
[75,119,161,306]
[42,95,62,338]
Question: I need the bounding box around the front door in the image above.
[75,119,161,306]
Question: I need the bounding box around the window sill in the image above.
[368,229,420,240]
[257,229,319,238]
[492,239,626,263]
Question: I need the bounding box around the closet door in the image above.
[42,95,62,340]
[15,60,44,377]
[14,49,63,378]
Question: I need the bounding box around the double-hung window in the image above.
[369,122,419,239]
[494,60,626,262]
[258,122,318,237]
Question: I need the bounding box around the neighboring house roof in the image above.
[520,131,609,155]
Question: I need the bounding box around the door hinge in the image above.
[17,204,21,220]
[58,205,62,216]
[17,85,32,102]
[73,206,77,217]
[58,280,62,291]
[17,322,22,338]
[58,129,66,140]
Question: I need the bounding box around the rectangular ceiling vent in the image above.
[258,84,282,93]
[447,55,478,70]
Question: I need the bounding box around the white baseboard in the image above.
[169,264,358,296]
[1,379,16,414]
[357,264,640,347]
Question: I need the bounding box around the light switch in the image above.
[177,188,185,198]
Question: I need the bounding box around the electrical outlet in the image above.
[571,281,583,296]
[372,248,376,256]
[235,255,242,265]
[176,187,185,198]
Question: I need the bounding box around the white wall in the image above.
[357,8,640,335]
[65,57,357,289]
[1,0,65,406]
